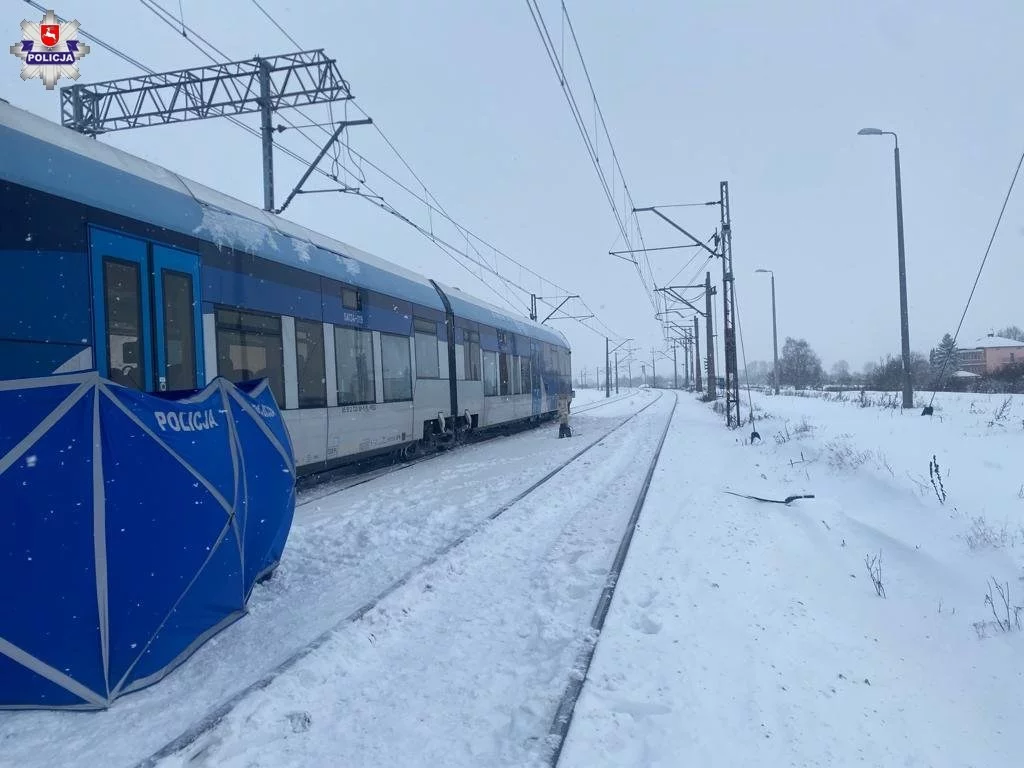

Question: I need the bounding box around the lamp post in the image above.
[754,268,779,394]
[858,127,913,408]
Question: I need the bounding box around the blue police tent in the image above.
[0,372,296,709]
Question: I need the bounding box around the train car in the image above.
[0,99,572,476]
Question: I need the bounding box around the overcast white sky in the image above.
[5,0,1023,378]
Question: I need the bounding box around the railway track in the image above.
[135,390,670,768]
[545,389,679,766]
[295,388,653,508]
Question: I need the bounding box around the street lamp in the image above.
[858,126,913,408]
[754,268,779,395]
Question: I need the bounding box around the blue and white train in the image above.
[0,99,573,476]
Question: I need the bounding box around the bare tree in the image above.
[831,360,851,385]
[997,325,1024,342]
[779,337,823,389]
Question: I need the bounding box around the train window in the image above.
[335,326,375,405]
[161,270,196,390]
[414,318,439,379]
[103,259,143,390]
[510,356,519,395]
[215,308,285,406]
[499,352,511,396]
[483,350,498,396]
[496,329,507,345]
[295,319,326,408]
[381,332,412,402]
[521,356,532,394]
[463,329,481,381]
[341,285,361,311]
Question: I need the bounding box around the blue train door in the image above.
[152,244,204,391]
[89,228,204,391]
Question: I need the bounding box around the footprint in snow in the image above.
[635,614,662,635]
[286,710,312,733]
[610,698,671,718]
[635,588,659,609]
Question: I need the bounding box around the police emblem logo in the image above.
[9,9,90,90]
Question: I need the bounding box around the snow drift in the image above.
[0,373,296,710]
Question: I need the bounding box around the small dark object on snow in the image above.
[921,405,934,416]
[724,490,816,505]
[750,429,761,443]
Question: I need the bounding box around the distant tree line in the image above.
[740,325,1024,394]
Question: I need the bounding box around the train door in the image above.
[89,227,204,391]
[531,341,542,415]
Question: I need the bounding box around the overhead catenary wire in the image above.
[238,0,626,339]
[523,0,660,316]
[662,234,716,289]
[27,1,517,315]
[927,144,1024,407]
[559,2,659,305]
[237,0,625,340]
[84,0,522,315]
[81,0,623,339]
[24,0,624,341]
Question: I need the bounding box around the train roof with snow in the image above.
[0,99,568,349]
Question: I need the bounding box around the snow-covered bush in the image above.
[823,437,872,471]
[865,551,885,597]
[984,578,1022,632]
[963,517,1011,550]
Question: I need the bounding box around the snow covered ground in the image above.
[4,387,1023,768]
[561,390,1024,767]
[0,387,659,768]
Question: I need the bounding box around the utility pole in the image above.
[686,337,692,389]
[641,363,646,387]
[614,351,619,393]
[605,337,611,398]
[679,339,687,388]
[704,271,716,400]
[719,181,740,426]
[693,316,702,393]
[672,344,678,389]
[257,59,275,211]
[755,269,781,394]
[530,294,538,322]
[770,273,779,394]
[651,350,657,389]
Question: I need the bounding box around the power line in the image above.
[28,0,623,340]
[32,0,522,317]
[928,144,1024,406]
[664,234,716,288]
[122,0,622,337]
[235,0,625,339]
[522,0,659,315]
[249,0,301,48]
